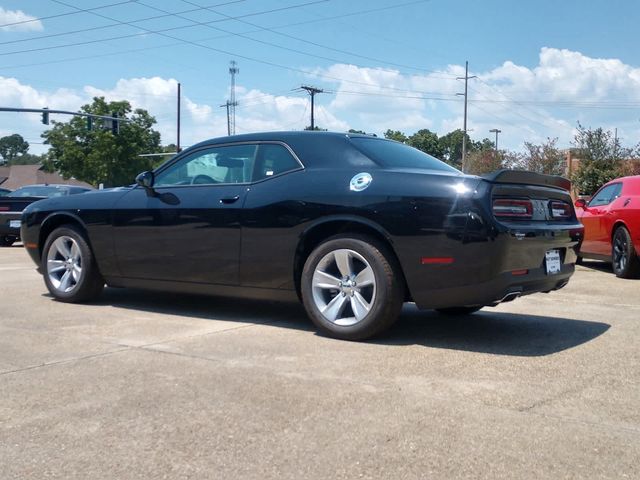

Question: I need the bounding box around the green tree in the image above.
[42,97,161,187]
[7,152,45,166]
[465,149,503,175]
[0,134,29,164]
[437,129,478,169]
[571,123,634,195]
[383,129,408,143]
[520,138,566,176]
[407,129,443,158]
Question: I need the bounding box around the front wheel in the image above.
[301,235,404,341]
[612,226,640,278]
[42,225,104,302]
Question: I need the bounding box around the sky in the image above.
[1,0,640,155]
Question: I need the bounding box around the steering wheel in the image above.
[190,174,217,185]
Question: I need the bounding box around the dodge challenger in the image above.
[21,132,583,340]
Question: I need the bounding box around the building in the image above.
[0,164,93,191]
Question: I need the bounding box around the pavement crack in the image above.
[0,347,131,377]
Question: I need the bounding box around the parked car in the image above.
[0,187,11,196]
[0,184,93,247]
[21,132,583,340]
[575,175,640,278]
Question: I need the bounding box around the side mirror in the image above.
[574,198,586,209]
[135,171,156,196]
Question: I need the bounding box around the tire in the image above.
[611,226,640,279]
[41,224,104,302]
[0,236,16,247]
[300,235,404,341]
[435,306,482,315]
[576,255,583,265]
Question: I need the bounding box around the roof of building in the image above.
[0,164,93,191]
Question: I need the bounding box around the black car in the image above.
[21,132,583,340]
[0,184,93,247]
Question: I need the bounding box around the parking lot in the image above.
[0,245,638,479]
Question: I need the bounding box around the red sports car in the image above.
[575,175,640,278]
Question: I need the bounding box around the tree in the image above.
[407,129,443,158]
[465,149,503,175]
[7,152,45,166]
[571,123,634,195]
[383,129,407,143]
[437,129,477,169]
[0,134,29,164]
[42,97,161,187]
[519,138,566,176]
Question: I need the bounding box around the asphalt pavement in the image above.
[0,245,638,479]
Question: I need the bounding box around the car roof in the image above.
[14,184,92,189]
[189,131,372,148]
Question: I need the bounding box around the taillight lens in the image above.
[549,201,571,219]
[0,206,9,211]
[493,199,533,218]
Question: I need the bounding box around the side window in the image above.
[252,144,301,182]
[155,144,258,187]
[588,183,622,207]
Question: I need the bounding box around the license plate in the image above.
[9,220,21,229]
[545,249,561,275]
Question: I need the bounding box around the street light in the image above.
[489,128,501,153]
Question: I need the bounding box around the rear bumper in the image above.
[0,212,21,238]
[405,221,583,310]
[413,263,574,309]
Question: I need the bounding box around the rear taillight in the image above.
[0,206,9,211]
[549,201,571,219]
[492,199,533,218]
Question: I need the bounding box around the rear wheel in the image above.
[301,235,404,341]
[42,225,104,302]
[612,226,640,278]
[0,236,15,247]
[435,306,482,315]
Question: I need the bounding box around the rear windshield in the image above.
[350,137,460,173]
[8,186,71,197]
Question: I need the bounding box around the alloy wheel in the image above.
[46,235,83,293]
[311,248,376,326]
[613,230,628,273]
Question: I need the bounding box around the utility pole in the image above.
[300,85,323,130]
[457,61,476,172]
[177,82,181,152]
[219,102,231,136]
[489,128,501,153]
[229,60,239,135]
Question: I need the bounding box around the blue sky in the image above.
[1,0,640,154]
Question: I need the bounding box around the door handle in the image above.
[220,195,240,204]
[624,198,631,207]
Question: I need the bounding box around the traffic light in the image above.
[111,112,119,135]
[41,107,49,125]
[87,116,93,131]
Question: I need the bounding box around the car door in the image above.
[112,143,258,285]
[578,183,622,255]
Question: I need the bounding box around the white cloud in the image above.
[0,7,43,32]
[310,48,640,150]
[2,48,640,155]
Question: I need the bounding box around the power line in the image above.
[176,0,456,78]
[0,0,138,29]
[0,0,247,47]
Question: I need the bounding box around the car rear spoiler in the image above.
[481,169,571,192]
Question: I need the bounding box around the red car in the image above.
[575,175,640,278]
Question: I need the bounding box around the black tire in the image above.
[0,236,16,247]
[435,306,482,315]
[300,235,404,341]
[41,224,104,302]
[576,255,583,265]
[611,226,640,279]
